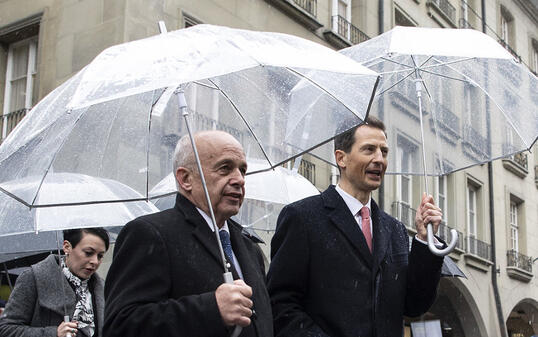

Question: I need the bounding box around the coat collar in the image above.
[31,254,105,328]
[322,185,395,270]
[175,193,256,280]
[32,255,76,316]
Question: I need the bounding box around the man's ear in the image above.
[335,150,347,170]
[175,167,192,191]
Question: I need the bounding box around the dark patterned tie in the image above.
[219,230,235,268]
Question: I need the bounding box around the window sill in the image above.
[502,158,528,178]
[322,29,352,49]
[265,0,323,31]
[506,266,533,282]
[464,253,493,272]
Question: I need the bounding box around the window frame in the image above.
[2,36,37,140]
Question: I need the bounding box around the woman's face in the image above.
[63,233,106,280]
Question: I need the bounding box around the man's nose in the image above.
[231,168,245,186]
[373,148,384,162]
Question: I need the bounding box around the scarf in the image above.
[62,259,95,337]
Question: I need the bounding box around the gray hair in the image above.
[172,134,195,190]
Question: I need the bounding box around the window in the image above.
[499,6,514,49]
[395,6,417,27]
[332,0,351,40]
[435,175,448,223]
[531,40,538,73]
[182,12,202,28]
[395,135,418,227]
[467,185,477,237]
[466,180,481,255]
[298,159,316,185]
[0,15,40,141]
[509,201,518,252]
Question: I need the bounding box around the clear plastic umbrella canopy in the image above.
[0,24,378,236]
[313,26,538,176]
[0,173,158,236]
[149,161,319,231]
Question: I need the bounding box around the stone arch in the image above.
[423,277,489,337]
[506,298,538,337]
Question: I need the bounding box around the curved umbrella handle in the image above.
[223,272,243,337]
[427,223,458,257]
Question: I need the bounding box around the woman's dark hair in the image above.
[63,228,110,251]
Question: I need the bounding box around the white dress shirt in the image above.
[197,208,244,278]
[334,184,439,247]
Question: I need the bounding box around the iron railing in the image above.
[498,39,521,62]
[463,125,489,156]
[427,0,456,25]
[502,143,529,171]
[507,250,532,273]
[466,236,491,261]
[438,221,464,250]
[332,15,370,45]
[0,108,30,142]
[391,201,417,230]
[292,0,317,17]
[436,104,460,135]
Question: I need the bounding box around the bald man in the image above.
[104,131,273,337]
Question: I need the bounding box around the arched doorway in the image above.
[404,278,488,337]
[506,299,538,337]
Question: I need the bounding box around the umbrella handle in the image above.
[427,224,458,257]
[223,272,243,337]
[64,316,72,337]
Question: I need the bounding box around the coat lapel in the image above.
[33,255,76,317]
[323,186,373,268]
[176,194,226,271]
[228,221,258,282]
[371,200,393,275]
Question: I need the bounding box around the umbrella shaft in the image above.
[177,90,230,274]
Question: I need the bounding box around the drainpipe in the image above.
[482,1,508,336]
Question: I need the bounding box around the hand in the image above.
[415,193,443,241]
[57,320,78,337]
[215,279,253,327]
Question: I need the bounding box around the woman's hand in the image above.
[57,320,78,337]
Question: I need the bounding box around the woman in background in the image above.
[0,228,109,337]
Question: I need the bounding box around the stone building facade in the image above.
[0,0,536,336]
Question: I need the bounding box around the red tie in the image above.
[360,207,372,253]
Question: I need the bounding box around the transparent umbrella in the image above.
[336,26,538,256]
[0,24,378,336]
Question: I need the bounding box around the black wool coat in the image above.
[267,185,444,337]
[104,194,273,337]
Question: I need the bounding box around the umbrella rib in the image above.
[375,69,415,96]
[420,56,476,70]
[378,56,415,69]
[0,186,31,208]
[284,67,362,119]
[439,60,533,149]
[205,78,274,167]
[411,55,433,102]
[29,106,90,216]
[418,68,473,83]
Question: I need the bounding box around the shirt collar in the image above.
[335,184,371,216]
[196,208,230,233]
